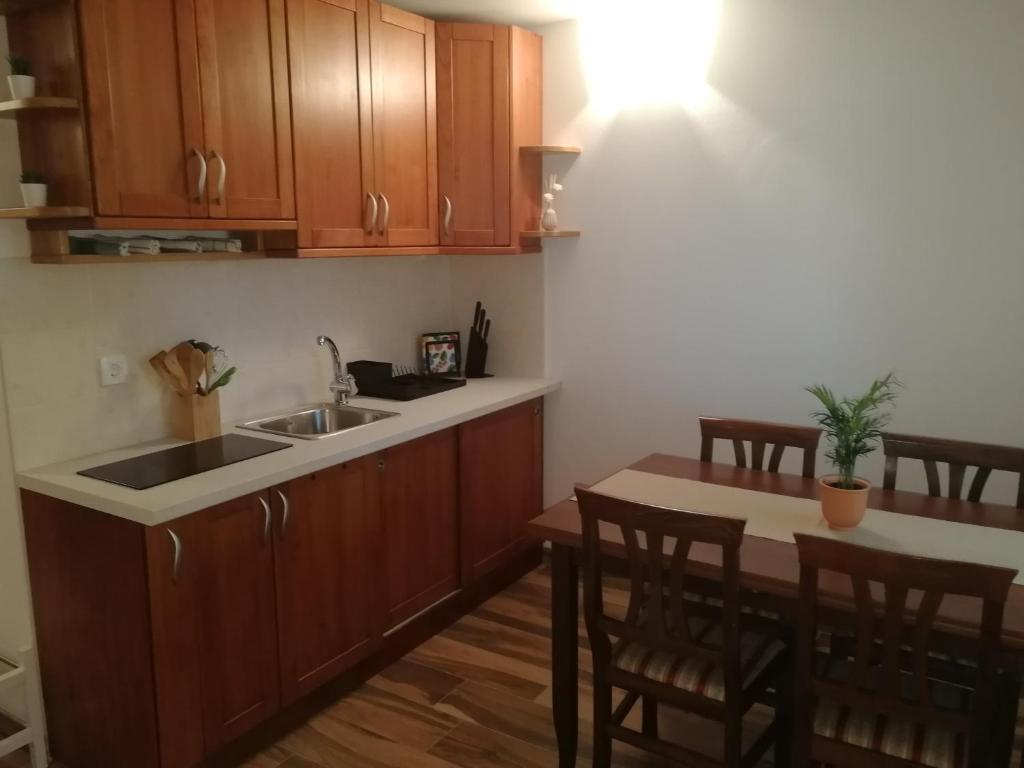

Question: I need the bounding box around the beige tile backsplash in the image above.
[0,254,455,470]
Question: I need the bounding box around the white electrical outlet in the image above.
[99,354,128,386]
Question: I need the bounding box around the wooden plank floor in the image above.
[3,565,1023,767]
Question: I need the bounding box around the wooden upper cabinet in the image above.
[287,0,375,248]
[369,2,438,246]
[378,428,459,628]
[272,460,381,704]
[78,0,207,217]
[459,399,544,583]
[192,493,280,750]
[436,23,511,247]
[195,0,295,219]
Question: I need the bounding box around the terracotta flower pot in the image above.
[818,476,870,529]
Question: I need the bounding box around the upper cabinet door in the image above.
[273,461,381,704]
[368,2,438,246]
[436,23,511,247]
[78,0,207,217]
[195,0,295,219]
[288,0,376,248]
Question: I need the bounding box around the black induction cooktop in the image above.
[78,433,291,490]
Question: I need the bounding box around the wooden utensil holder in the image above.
[171,391,221,442]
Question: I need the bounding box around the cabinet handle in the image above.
[258,496,271,546]
[191,148,207,203]
[167,529,183,583]
[377,458,385,471]
[276,489,290,538]
[378,193,390,234]
[365,192,378,234]
[210,150,226,204]
[442,195,453,237]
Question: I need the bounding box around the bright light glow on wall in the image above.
[579,0,722,114]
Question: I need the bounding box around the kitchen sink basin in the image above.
[239,403,398,440]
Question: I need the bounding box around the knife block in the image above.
[464,329,489,378]
[171,391,221,442]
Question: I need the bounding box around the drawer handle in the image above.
[258,496,271,546]
[378,193,390,234]
[191,148,207,203]
[168,529,183,583]
[365,192,379,234]
[442,195,452,236]
[277,489,290,538]
[210,149,226,204]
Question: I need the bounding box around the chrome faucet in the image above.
[317,335,356,405]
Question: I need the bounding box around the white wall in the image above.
[540,2,1024,505]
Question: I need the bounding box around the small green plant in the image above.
[20,170,46,185]
[7,54,31,77]
[805,372,901,490]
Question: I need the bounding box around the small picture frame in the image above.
[420,331,461,375]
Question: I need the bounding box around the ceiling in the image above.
[387,0,585,27]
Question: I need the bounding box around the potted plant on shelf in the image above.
[7,54,35,99]
[806,372,901,529]
[19,171,47,208]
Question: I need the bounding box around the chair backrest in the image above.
[793,534,1016,763]
[882,432,1024,509]
[699,416,822,478]
[576,486,747,699]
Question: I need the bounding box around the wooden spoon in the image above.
[188,346,207,395]
[163,348,193,395]
[149,352,188,395]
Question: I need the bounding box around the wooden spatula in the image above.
[164,347,193,395]
[149,352,188,395]
[188,346,207,395]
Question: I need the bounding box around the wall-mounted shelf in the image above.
[0,206,90,219]
[0,96,80,118]
[520,230,580,239]
[520,145,582,155]
[32,251,269,265]
[0,0,62,13]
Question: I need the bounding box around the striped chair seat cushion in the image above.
[812,657,970,768]
[682,591,782,621]
[813,699,965,768]
[611,619,785,702]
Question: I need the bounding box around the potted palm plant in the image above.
[19,171,47,207]
[7,54,35,99]
[806,372,901,529]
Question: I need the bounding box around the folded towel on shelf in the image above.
[154,238,204,253]
[92,235,161,255]
[184,236,243,253]
[69,236,128,257]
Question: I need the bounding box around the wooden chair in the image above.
[699,417,822,478]
[577,486,790,768]
[882,432,1024,509]
[792,533,1017,768]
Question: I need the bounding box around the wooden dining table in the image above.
[526,453,1024,768]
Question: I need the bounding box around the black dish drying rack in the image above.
[348,360,466,401]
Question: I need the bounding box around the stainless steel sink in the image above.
[239,403,398,440]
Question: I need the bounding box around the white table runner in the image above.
[587,469,1024,585]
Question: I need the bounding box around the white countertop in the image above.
[16,377,560,526]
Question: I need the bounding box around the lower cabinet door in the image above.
[273,459,380,703]
[379,428,459,628]
[194,492,281,749]
[459,399,544,583]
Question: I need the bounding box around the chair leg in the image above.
[592,680,613,768]
[642,695,658,739]
[724,712,742,768]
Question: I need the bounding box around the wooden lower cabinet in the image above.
[459,398,544,582]
[21,401,542,767]
[378,428,460,628]
[272,459,381,704]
